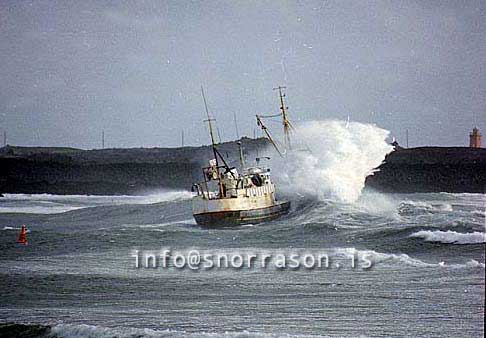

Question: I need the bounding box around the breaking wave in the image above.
[1,191,193,204]
[409,230,486,244]
[398,200,454,215]
[48,323,320,338]
[0,205,84,214]
[273,120,393,203]
[0,191,193,214]
[333,248,485,268]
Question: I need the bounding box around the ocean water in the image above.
[0,191,484,337]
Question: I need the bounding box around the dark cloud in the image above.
[1,0,484,148]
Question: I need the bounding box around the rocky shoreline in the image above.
[365,146,486,193]
[1,140,485,195]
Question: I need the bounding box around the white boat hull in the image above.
[192,194,290,227]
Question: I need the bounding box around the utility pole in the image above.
[253,128,259,158]
[216,126,222,144]
[102,130,105,149]
[233,112,240,140]
[181,130,184,147]
[406,129,409,148]
[3,131,6,147]
[237,141,245,169]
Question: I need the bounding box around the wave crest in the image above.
[0,191,193,214]
[409,230,486,244]
[49,323,318,338]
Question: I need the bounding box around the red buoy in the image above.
[17,225,28,245]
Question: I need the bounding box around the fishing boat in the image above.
[191,87,292,227]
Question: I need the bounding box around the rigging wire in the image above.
[258,112,283,119]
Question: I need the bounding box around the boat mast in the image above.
[237,141,245,169]
[273,86,291,150]
[201,86,224,195]
[256,115,284,157]
[201,86,218,164]
[233,111,244,169]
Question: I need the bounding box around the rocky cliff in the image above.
[365,146,486,193]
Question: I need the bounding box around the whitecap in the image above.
[409,230,486,244]
[50,323,321,338]
[0,191,193,214]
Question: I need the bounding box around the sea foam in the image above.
[49,323,319,338]
[409,230,486,244]
[334,248,485,268]
[272,120,393,203]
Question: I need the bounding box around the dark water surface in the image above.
[0,192,484,337]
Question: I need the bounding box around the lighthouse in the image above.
[469,127,482,148]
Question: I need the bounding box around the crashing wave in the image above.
[272,120,393,203]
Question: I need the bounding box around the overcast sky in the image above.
[1,0,484,148]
